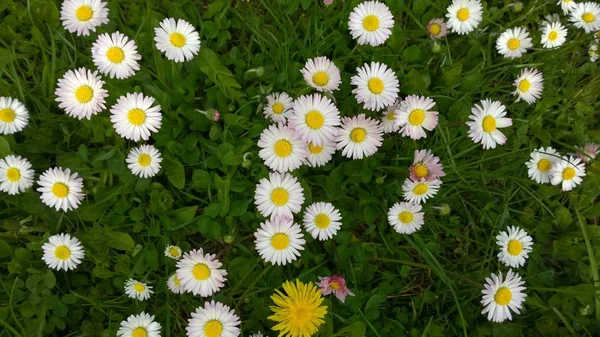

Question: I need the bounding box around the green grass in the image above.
[1,0,600,336]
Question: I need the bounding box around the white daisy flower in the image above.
[258,124,307,173]
[55,67,108,120]
[0,155,34,195]
[496,226,533,268]
[466,99,512,149]
[541,21,568,48]
[409,149,446,181]
[154,18,201,63]
[395,95,439,140]
[176,248,227,297]
[351,62,399,111]
[124,279,153,301]
[558,0,578,14]
[526,147,559,184]
[550,155,586,191]
[60,0,109,36]
[570,2,600,33]
[302,202,342,241]
[540,14,561,30]
[91,32,141,79]
[445,0,483,35]
[348,1,394,47]
[402,178,441,204]
[0,97,29,135]
[301,56,341,92]
[387,202,424,234]
[110,93,162,142]
[254,216,305,265]
[126,145,162,178]
[481,270,527,323]
[254,172,305,219]
[381,101,401,134]
[335,114,383,160]
[512,68,544,105]
[164,245,182,260]
[167,273,184,294]
[117,312,161,337]
[305,140,336,168]
[41,233,85,271]
[288,93,341,146]
[186,301,241,337]
[590,41,599,62]
[37,167,84,212]
[496,27,533,59]
[263,92,293,124]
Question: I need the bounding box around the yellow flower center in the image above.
[128,108,146,126]
[52,183,69,198]
[518,79,531,93]
[54,245,71,260]
[507,239,523,256]
[314,214,331,229]
[507,38,520,51]
[367,78,384,94]
[413,183,429,196]
[174,275,181,286]
[413,164,429,179]
[350,128,367,143]
[482,115,496,133]
[305,110,325,129]
[192,263,211,280]
[429,23,441,36]
[330,281,341,290]
[6,168,20,182]
[308,142,323,154]
[169,247,179,257]
[75,85,93,103]
[312,71,329,86]
[132,327,147,337]
[537,159,551,172]
[274,140,293,157]
[398,211,413,224]
[457,8,470,21]
[0,108,16,123]
[271,233,290,250]
[137,154,152,167]
[362,15,380,32]
[548,31,558,41]
[271,188,289,206]
[562,167,576,180]
[386,111,395,121]
[494,287,512,306]
[169,32,187,47]
[76,5,93,21]
[133,283,145,292]
[582,13,595,23]
[204,320,223,337]
[272,102,285,114]
[106,47,125,63]
[408,109,425,126]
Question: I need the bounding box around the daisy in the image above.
[176,248,227,297]
[41,233,85,271]
[305,140,336,168]
[258,124,307,173]
[300,56,341,93]
[590,41,599,62]
[0,97,29,135]
[381,102,401,134]
[550,155,586,191]
[496,27,533,59]
[387,202,424,234]
[254,172,304,219]
[117,312,161,337]
[269,280,327,337]
[167,273,184,294]
[37,167,84,212]
[558,0,578,14]
[250,332,264,337]
[496,226,533,268]
[154,18,201,63]
[110,93,162,141]
[263,92,293,124]
[126,145,163,178]
[574,143,599,162]
[409,149,445,181]
[402,178,441,204]
[540,14,561,30]
[526,147,559,184]
[0,155,34,195]
[466,99,513,149]
[255,216,305,265]
[512,68,544,104]
[569,2,600,33]
[427,18,448,39]
[335,114,383,160]
[124,279,153,301]
[164,245,182,260]
[54,67,108,120]
[317,275,355,303]
[446,0,483,35]
[395,95,439,140]
[60,0,109,36]
[288,93,341,146]
[91,32,141,79]
[351,62,399,111]
[348,1,394,47]
[541,22,568,48]
[303,202,342,241]
[186,301,241,337]
[481,270,527,323]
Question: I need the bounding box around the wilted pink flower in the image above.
[323,0,334,6]
[213,110,221,122]
[409,149,445,181]
[427,18,448,40]
[574,143,599,163]
[317,275,354,303]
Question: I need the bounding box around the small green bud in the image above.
[432,41,442,54]
[223,234,235,244]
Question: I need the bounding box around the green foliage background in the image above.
[1,0,600,336]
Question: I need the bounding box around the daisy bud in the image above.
[512,2,524,12]
[437,203,451,215]
[223,234,235,244]
[432,41,442,53]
